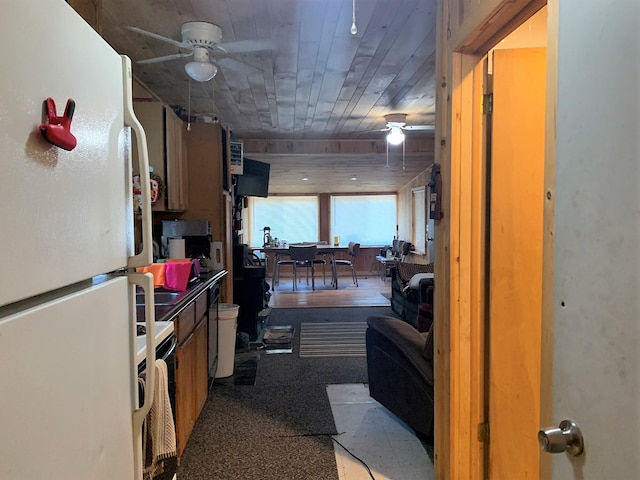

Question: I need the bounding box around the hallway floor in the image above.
[328,384,434,480]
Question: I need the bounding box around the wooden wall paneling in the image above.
[434,0,451,476]
[242,137,435,194]
[447,51,464,480]
[318,193,331,243]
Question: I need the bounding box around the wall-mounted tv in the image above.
[234,157,270,198]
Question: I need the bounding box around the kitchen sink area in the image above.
[135,291,181,306]
[135,271,225,323]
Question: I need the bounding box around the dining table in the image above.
[261,244,349,289]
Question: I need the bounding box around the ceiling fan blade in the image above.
[402,125,435,131]
[125,26,188,49]
[358,128,391,134]
[349,127,392,134]
[137,51,194,64]
[215,39,273,54]
[216,55,263,73]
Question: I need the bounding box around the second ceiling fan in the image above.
[370,113,434,145]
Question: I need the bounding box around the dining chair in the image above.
[288,244,318,291]
[333,242,360,286]
[304,241,328,285]
[273,251,296,290]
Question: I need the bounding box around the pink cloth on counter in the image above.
[163,262,192,291]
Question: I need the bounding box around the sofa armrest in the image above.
[418,279,435,304]
[366,315,433,386]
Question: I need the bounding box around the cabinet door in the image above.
[174,307,209,460]
[175,301,196,344]
[175,332,196,460]
[192,318,209,417]
[133,102,187,212]
[165,112,188,211]
[132,102,167,211]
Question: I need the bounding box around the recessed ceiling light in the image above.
[350,176,357,181]
[302,177,309,181]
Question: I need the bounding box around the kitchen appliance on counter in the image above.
[161,219,212,265]
[0,2,158,479]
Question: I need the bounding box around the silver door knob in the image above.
[538,419,584,456]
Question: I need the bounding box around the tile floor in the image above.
[327,384,434,480]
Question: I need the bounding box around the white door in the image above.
[0,277,137,480]
[543,1,640,477]
[0,1,131,306]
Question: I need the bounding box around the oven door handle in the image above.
[161,335,178,361]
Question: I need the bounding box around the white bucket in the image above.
[211,303,239,378]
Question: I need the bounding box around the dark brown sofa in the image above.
[366,314,435,439]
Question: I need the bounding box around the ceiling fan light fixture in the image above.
[184,61,217,82]
[387,127,405,145]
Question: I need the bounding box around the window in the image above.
[412,187,426,254]
[247,196,319,247]
[331,195,397,246]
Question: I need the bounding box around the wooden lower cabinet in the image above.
[175,331,196,460]
[174,292,209,460]
[193,319,209,414]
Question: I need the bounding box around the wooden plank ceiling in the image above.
[93,0,437,194]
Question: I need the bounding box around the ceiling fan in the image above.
[353,113,434,169]
[126,21,272,82]
[368,113,435,145]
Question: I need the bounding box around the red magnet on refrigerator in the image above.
[40,97,77,151]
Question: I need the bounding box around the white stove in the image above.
[136,321,174,366]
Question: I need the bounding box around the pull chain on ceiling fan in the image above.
[187,78,192,131]
[386,138,407,170]
[350,0,357,35]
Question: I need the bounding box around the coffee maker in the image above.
[161,220,211,267]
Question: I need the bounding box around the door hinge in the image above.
[478,422,490,443]
[482,93,493,115]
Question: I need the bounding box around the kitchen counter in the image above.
[136,269,227,323]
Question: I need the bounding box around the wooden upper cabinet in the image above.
[165,112,189,211]
[133,101,188,211]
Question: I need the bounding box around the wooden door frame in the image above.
[435,1,555,479]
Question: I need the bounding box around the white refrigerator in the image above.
[0,2,158,479]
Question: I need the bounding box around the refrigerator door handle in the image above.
[129,272,155,480]
[122,56,153,269]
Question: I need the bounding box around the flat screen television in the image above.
[234,157,270,197]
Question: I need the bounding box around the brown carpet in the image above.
[172,307,399,480]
